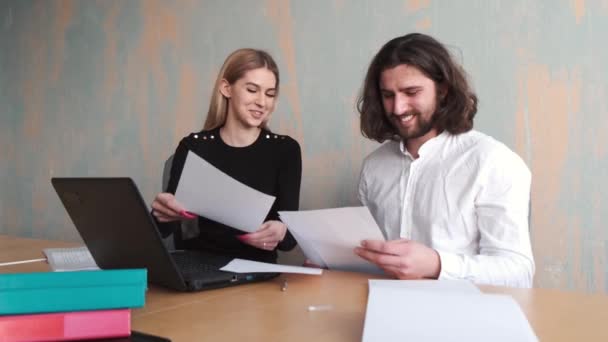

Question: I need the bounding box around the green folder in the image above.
[0,268,147,315]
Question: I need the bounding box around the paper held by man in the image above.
[280,206,386,274]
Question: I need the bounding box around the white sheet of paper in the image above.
[175,150,276,233]
[279,206,385,274]
[369,279,481,294]
[362,287,538,342]
[220,258,323,275]
[281,213,328,268]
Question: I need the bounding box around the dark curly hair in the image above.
[357,33,477,142]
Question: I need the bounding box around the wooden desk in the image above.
[2,235,608,341]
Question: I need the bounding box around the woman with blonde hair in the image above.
[151,49,301,263]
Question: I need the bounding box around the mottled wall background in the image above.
[1,0,607,293]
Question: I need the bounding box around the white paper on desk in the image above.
[175,150,276,232]
[220,258,323,275]
[279,206,385,274]
[369,279,481,294]
[362,287,538,342]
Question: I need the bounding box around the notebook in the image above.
[0,269,146,315]
[51,177,278,292]
[0,309,131,341]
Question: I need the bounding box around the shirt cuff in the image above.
[436,250,463,280]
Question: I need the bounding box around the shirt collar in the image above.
[399,130,449,159]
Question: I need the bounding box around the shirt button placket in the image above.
[402,159,418,240]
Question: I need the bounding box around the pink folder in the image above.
[0,309,130,342]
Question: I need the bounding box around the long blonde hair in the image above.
[204,49,280,130]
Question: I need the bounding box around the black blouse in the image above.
[157,127,302,263]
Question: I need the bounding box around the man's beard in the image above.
[391,110,434,140]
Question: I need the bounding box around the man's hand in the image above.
[354,239,441,279]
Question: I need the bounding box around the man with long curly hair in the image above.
[354,33,534,288]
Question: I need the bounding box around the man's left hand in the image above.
[355,239,441,279]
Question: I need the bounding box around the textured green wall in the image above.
[2,0,607,293]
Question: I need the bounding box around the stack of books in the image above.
[0,268,147,342]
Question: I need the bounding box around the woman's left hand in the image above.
[237,220,287,251]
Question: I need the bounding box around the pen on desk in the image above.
[281,280,288,292]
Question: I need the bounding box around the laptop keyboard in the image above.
[171,251,228,278]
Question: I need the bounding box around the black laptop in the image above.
[51,177,278,291]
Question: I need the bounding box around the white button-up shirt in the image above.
[358,130,534,288]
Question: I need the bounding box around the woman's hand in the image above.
[237,220,287,251]
[151,193,196,222]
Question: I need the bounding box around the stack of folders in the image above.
[0,268,147,342]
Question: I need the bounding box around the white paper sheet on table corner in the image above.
[362,286,538,342]
[279,206,385,274]
[220,258,323,275]
[369,279,481,294]
[175,150,276,233]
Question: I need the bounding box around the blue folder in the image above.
[0,268,147,315]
